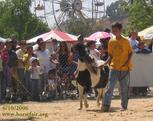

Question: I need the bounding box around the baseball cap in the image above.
[30,57,39,64]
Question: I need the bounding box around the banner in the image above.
[130,53,153,87]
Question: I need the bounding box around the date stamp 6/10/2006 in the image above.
[1,105,48,118]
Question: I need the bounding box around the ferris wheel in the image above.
[32,0,106,30]
[32,0,53,27]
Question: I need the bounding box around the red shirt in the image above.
[0,49,9,64]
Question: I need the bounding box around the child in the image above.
[46,69,58,99]
[59,73,69,97]
[135,42,151,53]
[29,57,41,101]
[50,52,58,70]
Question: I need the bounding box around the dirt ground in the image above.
[0,95,153,121]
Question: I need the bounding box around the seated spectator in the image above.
[148,38,153,52]
[46,69,58,99]
[129,31,139,51]
[135,42,151,53]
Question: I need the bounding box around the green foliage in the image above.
[0,0,49,40]
[127,0,153,31]
[67,19,105,37]
[67,20,93,36]
[106,0,128,21]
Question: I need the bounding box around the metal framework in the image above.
[32,0,106,30]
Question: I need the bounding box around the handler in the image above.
[102,22,133,112]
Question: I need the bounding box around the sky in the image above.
[31,0,118,28]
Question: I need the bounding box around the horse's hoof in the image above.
[78,107,82,110]
[85,104,89,108]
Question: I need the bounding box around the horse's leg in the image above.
[78,84,83,110]
[83,93,89,108]
[96,88,103,107]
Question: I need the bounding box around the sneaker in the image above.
[120,107,127,111]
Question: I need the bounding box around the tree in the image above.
[67,18,105,37]
[106,0,128,21]
[0,0,49,40]
[67,19,93,37]
[127,0,153,31]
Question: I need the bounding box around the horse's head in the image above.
[73,43,98,74]
[73,43,92,62]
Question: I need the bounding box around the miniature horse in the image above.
[74,43,109,110]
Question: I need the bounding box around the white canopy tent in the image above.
[27,30,78,44]
[138,26,153,40]
[0,37,6,43]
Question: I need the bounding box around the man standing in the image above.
[1,39,18,101]
[0,40,5,102]
[102,23,133,112]
[16,40,27,84]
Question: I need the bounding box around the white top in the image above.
[16,49,25,68]
[33,44,38,51]
[35,49,51,73]
[31,66,41,79]
[16,49,23,59]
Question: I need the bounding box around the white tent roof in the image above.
[138,26,153,39]
[27,30,78,44]
[0,37,6,43]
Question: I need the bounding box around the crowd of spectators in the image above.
[129,31,152,53]
[0,38,78,102]
[0,29,152,102]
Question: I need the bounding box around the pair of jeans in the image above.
[24,70,31,92]
[40,73,47,93]
[17,68,25,85]
[31,79,40,101]
[3,65,12,87]
[17,68,25,93]
[2,65,12,100]
[102,69,130,109]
